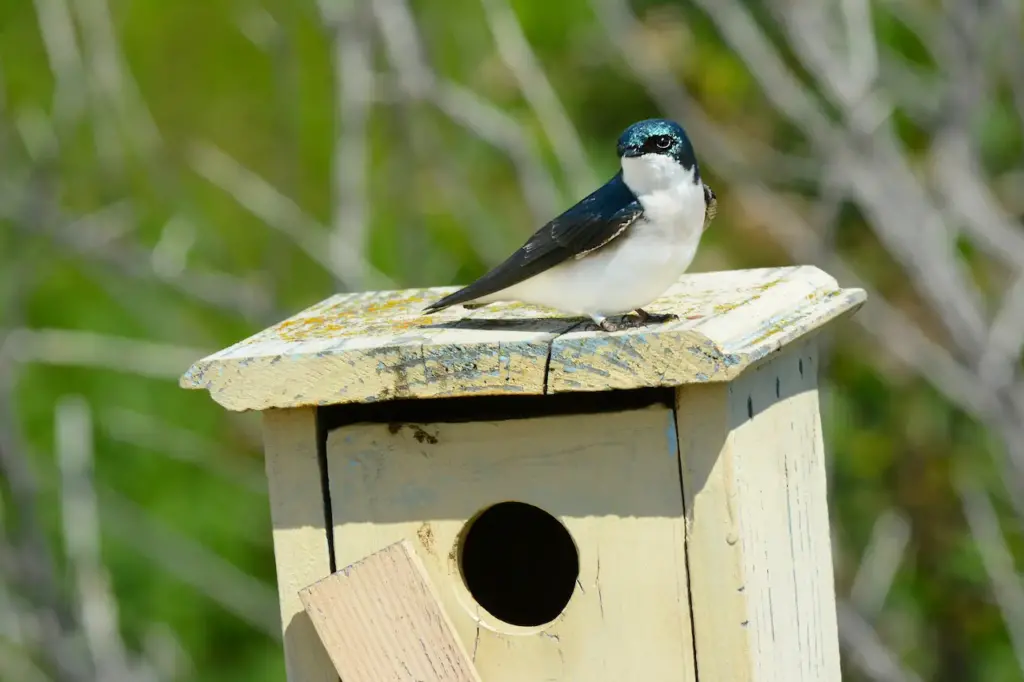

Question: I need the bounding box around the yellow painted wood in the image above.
[675,339,841,681]
[207,265,859,681]
[325,406,698,682]
[299,540,482,682]
[180,266,865,411]
[262,408,337,682]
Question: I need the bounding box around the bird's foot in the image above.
[588,311,676,332]
[586,314,624,332]
[633,308,678,326]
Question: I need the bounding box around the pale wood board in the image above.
[180,266,865,411]
[325,406,698,682]
[261,407,338,682]
[675,338,841,681]
[299,540,482,682]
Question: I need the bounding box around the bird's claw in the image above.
[634,309,678,325]
[589,310,678,332]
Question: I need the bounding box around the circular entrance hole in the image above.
[458,501,579,627]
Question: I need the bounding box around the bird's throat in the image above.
[621,154,696,197]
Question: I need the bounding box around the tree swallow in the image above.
[424,118,717,331]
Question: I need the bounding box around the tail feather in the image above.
[423,271,513,314]
[422,286,481,314]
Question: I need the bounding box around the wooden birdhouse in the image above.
[180,265,865,682]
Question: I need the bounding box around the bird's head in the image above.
[616,118,699,192]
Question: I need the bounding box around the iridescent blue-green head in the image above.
[615,118,699,178]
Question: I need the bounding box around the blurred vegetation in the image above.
[2,0,1024,680]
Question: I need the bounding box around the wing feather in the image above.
[424,174,641,313]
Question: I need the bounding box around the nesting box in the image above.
[181,265,865,682]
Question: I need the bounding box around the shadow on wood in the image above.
[418,315,589,333]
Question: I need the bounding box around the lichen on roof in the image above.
[180,265,866,411]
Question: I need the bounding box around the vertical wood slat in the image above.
[262,407,338,682]
[676,339,842,682]
[299,540,482,682]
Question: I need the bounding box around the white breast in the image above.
[477,153,707,318]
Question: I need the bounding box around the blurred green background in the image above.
[2,0,1024,680]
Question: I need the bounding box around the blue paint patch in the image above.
[623,339,649,358]
[574,336,618,353]
[593,346,635,373]
[569,365,610,378]
[525,343,547,358]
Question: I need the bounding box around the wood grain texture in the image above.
[262,407,338,682]
[675,339,841,681]
[299,540,482,682]
[326,406,698,682]
[180,266,865,411]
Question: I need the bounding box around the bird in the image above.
[423,118,717,332]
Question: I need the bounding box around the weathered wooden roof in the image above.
[180,265,865,411]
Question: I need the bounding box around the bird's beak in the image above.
[617,142,642,158]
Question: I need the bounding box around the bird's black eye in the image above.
[655,135,673,150]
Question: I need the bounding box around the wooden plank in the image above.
[675,338,841,682]
[179,266,865,411]
[547,264,861,393]
[262,407,337,682]
[325,406,698,682]
[180,286,579,411]
[299,540,482,682]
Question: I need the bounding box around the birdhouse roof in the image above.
[180,266,865,412]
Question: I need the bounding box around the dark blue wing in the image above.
[424,173,642,313]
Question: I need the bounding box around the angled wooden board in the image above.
[180,266,865,411]
[299,540,482,682]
